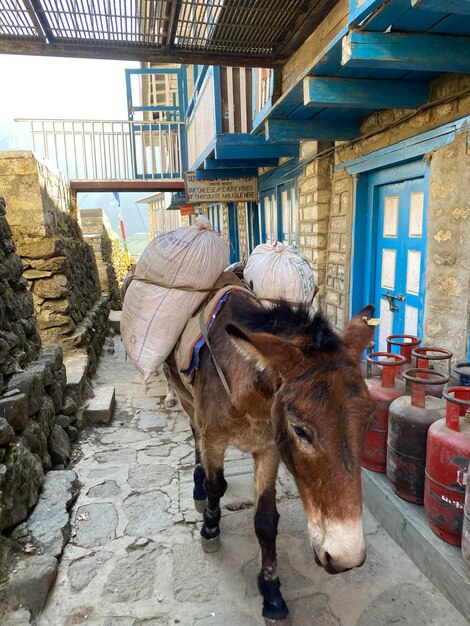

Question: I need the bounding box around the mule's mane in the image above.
[230,297,342,354]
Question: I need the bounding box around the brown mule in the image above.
[167,288,375,622]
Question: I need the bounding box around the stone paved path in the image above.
[38,338,468,626]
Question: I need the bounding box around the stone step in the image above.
[362,468,470,622]
[84,386,115,425]
[109,310,121,333]
[64,352,89,405]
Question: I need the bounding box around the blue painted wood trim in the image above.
[303,76,429,109]
[412,0,470,15]
[342,30,470,73]
[195,169,258,179]
[339,115,470,173]
[185,65,210,120]
[205,158,278,169]
[188,136,217,172]
[252,98,274,134]
[213,66,223,135]
[215,142,299,160]
[350,159,428,316]
[258,158,300,192]
[265,118,359,142]
[125,69,133,120]
[349,0,388,26]
[227,202,240,263]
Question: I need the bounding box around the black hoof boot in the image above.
[258,575,289,621]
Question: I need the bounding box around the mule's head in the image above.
[227,300,375,575]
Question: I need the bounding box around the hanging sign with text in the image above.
[184,172,258,203]
[180,204,196,216]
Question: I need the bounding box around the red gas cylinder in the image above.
[386,334,421,379]
[424,387,470,546]
[387,368,449,504]
[411,347,453,398]
[362,352,407,473]
[462,469,470,576]
[454,362,470,387]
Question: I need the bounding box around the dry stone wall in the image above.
[0,197,83,536]
[0,152,110,373]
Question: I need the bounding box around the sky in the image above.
[0,54,149,238]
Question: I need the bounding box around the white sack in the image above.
[121,215,229,378]
[244,242,316,306]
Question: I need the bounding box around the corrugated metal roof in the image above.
[0,0,333,67]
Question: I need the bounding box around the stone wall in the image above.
[0,152,110,371]
[423,132,470,362]
[0,197,82,534]
[79,208,127,309]
[237,203,249,261]
[297,141,333,309]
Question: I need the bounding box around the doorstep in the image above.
[362,468,470,621]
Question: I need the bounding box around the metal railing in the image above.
[16,119,185,181]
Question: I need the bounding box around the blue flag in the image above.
[113,191,120,206]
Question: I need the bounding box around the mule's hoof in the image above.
[194,498,207,514]
[264,619,290,626]
[201,534,221,553]
[165,395,176,408]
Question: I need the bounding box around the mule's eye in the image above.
[292,425,312,444]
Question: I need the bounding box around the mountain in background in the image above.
[127,232,151,259]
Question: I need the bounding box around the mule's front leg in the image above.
[192,426,206,513]
[200,444,227,553]
[254,448,288,622]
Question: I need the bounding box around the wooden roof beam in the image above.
[265,118,359,142]
[304,76,429,109]
[70,180,185,192]
[0,39,280,68]
[164,0,182,49]
[411,0,470,15]
[195,168,258,179]
[28,0,56,42]
[204,158,278,169]
[342,30,470,73]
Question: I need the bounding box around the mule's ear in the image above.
[226,323,303,378]
[342,304,376,361]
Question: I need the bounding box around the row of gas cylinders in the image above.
[362,334,470,572]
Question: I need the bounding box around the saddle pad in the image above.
[175,282,255,380]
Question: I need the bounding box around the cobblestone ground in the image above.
[38,338,467,626]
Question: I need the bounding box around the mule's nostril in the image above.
[325,552,332,566]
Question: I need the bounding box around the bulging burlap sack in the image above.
[121,215,229,378]
[244,242,316,306]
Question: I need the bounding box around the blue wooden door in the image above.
[371,168,427,351]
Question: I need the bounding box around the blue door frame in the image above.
[351,159,430,341]
[228,202,240,264]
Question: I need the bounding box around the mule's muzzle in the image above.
[313,547,366,575]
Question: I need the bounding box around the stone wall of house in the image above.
[423,132,470,363]
[237,203,249,261]
[297,73,470,336]
[0,197,83,534]
[0,152,110,371]
[79,208,127,309]
[297,141,333,309]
